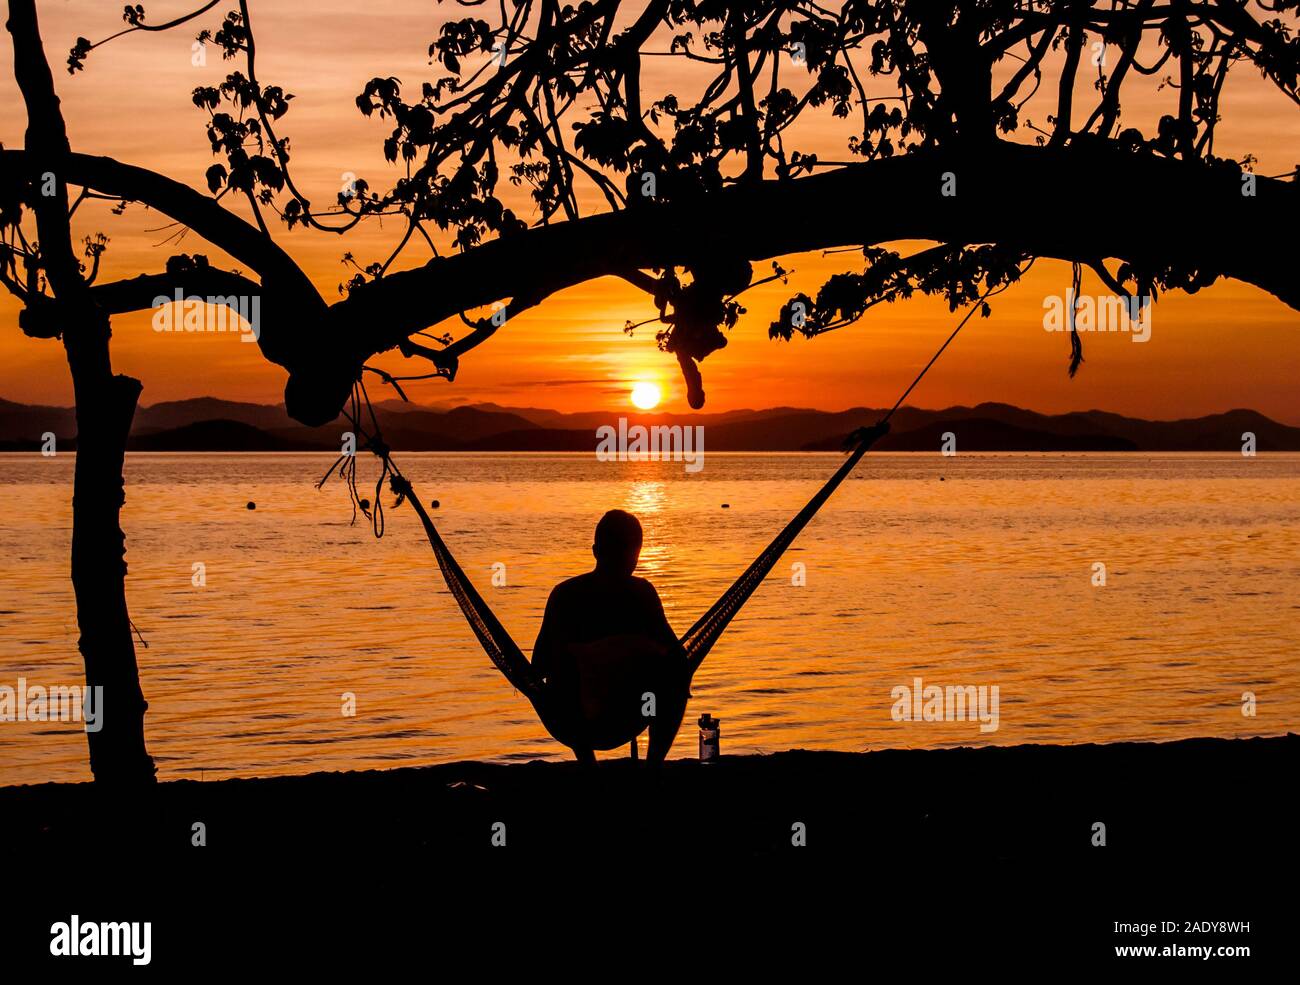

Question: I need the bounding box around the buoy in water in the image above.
[359,498,371,511]
[246,501,256,510]
[431,500,440,509]
[721,503,730,509]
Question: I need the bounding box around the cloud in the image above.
[501,378,611,388]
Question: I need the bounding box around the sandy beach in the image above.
[4,734,1293,858]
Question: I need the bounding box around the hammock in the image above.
[393,422,887,715]
[353,287,991,746]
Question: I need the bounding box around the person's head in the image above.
[592,509,643,576]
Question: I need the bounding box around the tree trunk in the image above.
[66,319,155,784]
[7,0,156,784]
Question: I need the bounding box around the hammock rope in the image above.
[401,482,545,699]
[680,290,988,671]
[329,286,994,720]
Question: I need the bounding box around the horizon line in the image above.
[3,393,1297,427]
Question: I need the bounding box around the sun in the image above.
[630,381,661,410]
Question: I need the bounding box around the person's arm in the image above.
[640,580,689,766]
[641,581,685,660]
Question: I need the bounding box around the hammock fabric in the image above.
[392,421,889,726]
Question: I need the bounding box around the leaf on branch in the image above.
[204,163,227,194]
[67,38,93,74]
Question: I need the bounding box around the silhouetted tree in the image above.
[3,0,1298,780]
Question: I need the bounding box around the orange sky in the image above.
[2,1,1297,422]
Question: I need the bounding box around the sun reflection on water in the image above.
[622,479,668,578]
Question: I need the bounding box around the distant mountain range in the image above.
[2,396,1298,452]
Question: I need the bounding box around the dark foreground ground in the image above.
[2,733,1294,857]
[4,735,1294,970]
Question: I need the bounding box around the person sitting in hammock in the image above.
[530,509,688,765]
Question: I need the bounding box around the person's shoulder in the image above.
[550,572,595,599]
[631,576,662,601]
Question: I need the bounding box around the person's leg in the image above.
[629,737,639,761]
[574,745,596,766]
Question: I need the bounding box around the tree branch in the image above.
[338,141,1298,365]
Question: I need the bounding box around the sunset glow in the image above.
[630,381,662,410]
[0,0,1294,937]
[1,1,1297,420]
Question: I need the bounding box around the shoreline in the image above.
[3,733,1294,857]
